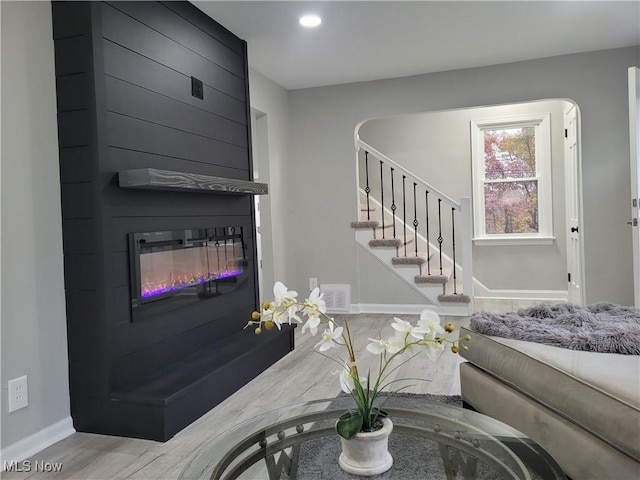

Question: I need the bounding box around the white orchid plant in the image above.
[245,282,470,440]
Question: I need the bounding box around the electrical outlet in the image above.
[309,277,318,290]
[8,375,28,412]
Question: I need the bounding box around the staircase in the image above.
[351,138,473,316]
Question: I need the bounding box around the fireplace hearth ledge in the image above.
[108,326,295,441]
[119,168,268,195]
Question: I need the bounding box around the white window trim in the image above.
[471,113,553,245]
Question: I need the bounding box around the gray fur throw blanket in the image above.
[470,303,640,355]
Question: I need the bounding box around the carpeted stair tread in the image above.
[392,256,426,265]
[438,293,471,304]
[351,220,379,229]
[415,274,449,284]
[374,224,395,230]
[369,238,403,248]
[369,237,415,247]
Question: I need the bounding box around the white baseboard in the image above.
[473,278,567,301]
[474,291,568,301]
[0,416,75,468]
[351,304,437,315]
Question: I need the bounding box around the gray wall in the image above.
[358,100,570,291]
[287,46,640,306]
[355,246,427,306]
[1,1,71,449]
[248,69,294,291]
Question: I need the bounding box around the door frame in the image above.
[564,102,586,305]
[629,67,640,307]
[250,108,274,305]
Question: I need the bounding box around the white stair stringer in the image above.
[355,228,472,316]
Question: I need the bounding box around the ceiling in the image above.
[193,1,640,91]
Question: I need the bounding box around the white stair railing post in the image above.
[354,145,363,220]
[460,197,474,307]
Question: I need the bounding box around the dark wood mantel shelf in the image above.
[118,168,268,195]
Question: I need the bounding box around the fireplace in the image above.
[129,226,247,322]
[54,1,294,441]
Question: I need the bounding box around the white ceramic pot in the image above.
[338,417,393,476]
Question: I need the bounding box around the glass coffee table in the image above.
[179,395,566,480]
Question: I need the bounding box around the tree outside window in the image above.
[484,127,538,234]
[472,114,553,244]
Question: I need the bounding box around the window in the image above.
[471,114,553,245]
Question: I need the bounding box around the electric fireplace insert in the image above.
[129,227,247,321]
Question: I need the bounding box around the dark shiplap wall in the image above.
[101,1,250,178]
[53,1,287,441]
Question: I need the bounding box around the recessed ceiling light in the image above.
[299,15,321,28]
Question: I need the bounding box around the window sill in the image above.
[473,236,555,246]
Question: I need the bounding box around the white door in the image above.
[629,67,640,306]
[564,105,584,304]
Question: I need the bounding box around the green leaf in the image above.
[336,410,363,440]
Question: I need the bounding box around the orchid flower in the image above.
[366,335,404,355]
[391,317,429,340]
[285,303,303,325]
[315,322,343,351]
[301,315,321,335]
[337,361,366,394]
[270,282,303,325]
[422,338,445,361]
[418,309,446,339]
[304,288,327,316]
[272,281,298,307]
[301,288,326,335]
[262,306,283,329]
[390,317,412,334]
[338,364,355,393]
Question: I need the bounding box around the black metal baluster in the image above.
[215,239,221,275]
[402,176,407,256]
[451,207,457,294]
[224,239,228,271]
[425,191,431,275]
[437,199,443,275]
[364,152,371,220]
[240,226,247,261]
[412,183,418,257]
[380,161,385,239]
[231,227,237,273]
[390,168,396,239]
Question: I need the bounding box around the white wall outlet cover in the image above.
[8,375,28,412]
